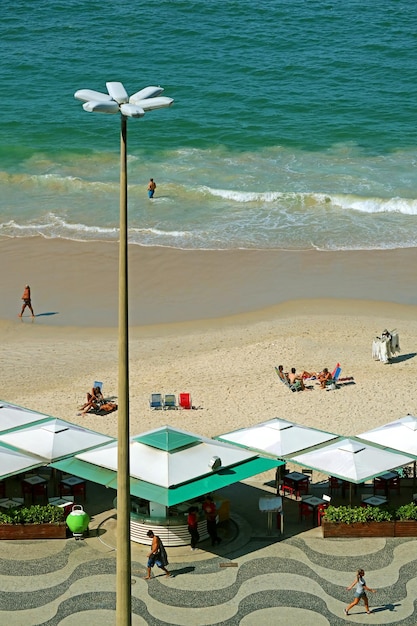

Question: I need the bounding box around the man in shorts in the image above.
[147,178,156,198]
[19,284,35,318]
[144,530,171,579]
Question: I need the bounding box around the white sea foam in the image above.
[201,187,417,215]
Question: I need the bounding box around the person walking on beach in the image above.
[144,530,171,579]
[19,284,35,318]
[187,506,200,551]
[345,568,376,616]
[202,494,222,546]
[147,178,156,198]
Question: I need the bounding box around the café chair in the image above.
[329,476,342,494]
[388,476,401,495]
[299,502,314,523]
[280,484,295,498]
[60,481,86,502]
[317,494,331,525]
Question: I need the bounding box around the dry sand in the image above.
[1,237,417,443]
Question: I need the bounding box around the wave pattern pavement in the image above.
[1,529,417,625]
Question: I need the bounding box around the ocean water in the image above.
[1,0,417,251]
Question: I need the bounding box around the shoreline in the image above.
[1,237,417,328]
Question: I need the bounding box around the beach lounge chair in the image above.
[149,393,163,410]
[274,367,301,392]
[163,394,178,410]
[326,364,342,389]
[179,393,192,409]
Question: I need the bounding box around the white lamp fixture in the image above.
[74,81,173,626]
[74,82,173,117]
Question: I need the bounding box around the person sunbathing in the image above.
[96,401,118,414]
[288,368,307,390]
[79,386,104,415]
[277,365,289,382]
[317,368,332,389]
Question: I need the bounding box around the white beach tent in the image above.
[0,401,51,434]
[217,417,340,459]
[291,438,414,485]
[51,425,282,506]
[357,415,417,459]
[0,417,114,462]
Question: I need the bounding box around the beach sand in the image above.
[1,237,417,444]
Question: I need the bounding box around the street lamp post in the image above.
[74,82,173,625]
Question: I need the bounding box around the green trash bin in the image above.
[66,504,90,540]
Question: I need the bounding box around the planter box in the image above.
[394,521,417,537]
[0,523,67,540]
[322,520,395,538]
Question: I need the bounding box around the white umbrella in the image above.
[77,427,262,487]
[0,417,114,462]
[217,417,339,458]
[358,415,417,459]
[0,402,49,433]
[291,437,414,484]
[0,443,46,479]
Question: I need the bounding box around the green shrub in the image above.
[323,502,417,524]
[395,503,417,521]
[323,505,393,524]
[0,504,65,525]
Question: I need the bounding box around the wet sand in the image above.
[2,237,417,326]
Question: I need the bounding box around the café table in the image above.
[283,472,310,499]
[362,495,388,507]
[259,496,283,534]
[301,495,327,526]
[59,476,86,500]
[374,471,399,497]
[22,475,48,503]
[49,496,75,515]
[0,498,24,510]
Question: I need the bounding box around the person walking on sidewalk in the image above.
[345,568,376,616]
[144,530,170,579]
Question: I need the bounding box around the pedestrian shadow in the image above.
[388,353,416,363]
[170,566,195,577]
[370,603,401,614]
[34,312,59,317]
[146,566,195,579]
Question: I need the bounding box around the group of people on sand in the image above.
[277,364,332,390]
[78,386,117,416]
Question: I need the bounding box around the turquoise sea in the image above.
[1,0,417,251]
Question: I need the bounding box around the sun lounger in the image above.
[150,393,163,410]
[163,394,178,409]
[325,364,342,389]
[179,393,192,409]
[274,367,301,392]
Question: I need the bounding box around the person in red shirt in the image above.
[19,284,35,318]
[202,495,222,546]
[187,506,200,551]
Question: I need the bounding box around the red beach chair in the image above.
[179,393,192,409]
